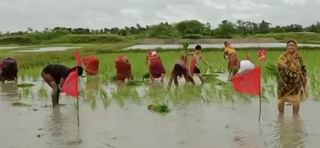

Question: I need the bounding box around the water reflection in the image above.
[38,81,49,100]
[7,73,309,111]
[169,86,203,105]
[82,76,100,109]
[111,84,139,107]
[276,115,306,148]
[0,82,19,99]
[46,107,81,148]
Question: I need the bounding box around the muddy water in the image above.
[1,76,320,148]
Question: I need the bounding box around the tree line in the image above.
[1,20,320,39]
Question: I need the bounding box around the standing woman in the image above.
[41,64,83,107]
[277,40,307,115]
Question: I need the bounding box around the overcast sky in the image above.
[0,0,319,32]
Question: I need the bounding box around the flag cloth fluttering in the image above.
[258,48,267,62]
[231,67,261,96]
[62,70,79,97]
[74,50,82,66]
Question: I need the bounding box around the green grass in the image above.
[46,34,126,44]
[251,32,320,44]
[0,34,136,45]
[2,47,320,80]
[2,45,320,108]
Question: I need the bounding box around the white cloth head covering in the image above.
[238,60,255,73]
[151,51,157,56]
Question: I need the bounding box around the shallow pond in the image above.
[0,46,19,50]
[13,47,80,53]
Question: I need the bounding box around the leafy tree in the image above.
[270,25,285,33]
[258,20,271,34]
[176,20,206,37]
[147,22,178,38]
[283,24,303,32]
[305,22,320,33]
[72,28,90,34]
[215,20,237,38]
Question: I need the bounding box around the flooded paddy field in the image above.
[1,49,320,148]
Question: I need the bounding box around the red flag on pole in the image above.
[258,48,267,62]
[74,50,82,66]
[62,70,79,97]
[231,67,261,96]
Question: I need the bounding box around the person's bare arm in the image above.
[49,80,60,106]
[42,73,55,89]
[58,78,65,89]
[223,49,228,60]
[160,73,165,83]
[168,71,174,88]
[200,56,212,68]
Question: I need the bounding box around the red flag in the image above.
[231,67,261,96]
[258,48,267,62]
[62,70,79,97]
[74,50,81,66]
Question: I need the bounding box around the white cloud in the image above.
[283,0,307,5]
[0,0,319,31]
[232,13,262,20]
[230,0,270,11]
[204,0,227,10]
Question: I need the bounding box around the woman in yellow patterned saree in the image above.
[277,40,307,115]
[224,41,239,80]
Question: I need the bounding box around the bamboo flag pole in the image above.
[77,95,80,128]
[258,52,265,122]
[76,69,80,128]
[258,93,262,122]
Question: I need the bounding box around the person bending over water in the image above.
[41,64,83,107]
[115,55,133,82]
[145,51,166,83]
[0,57,18,82]
[168,55,195,87]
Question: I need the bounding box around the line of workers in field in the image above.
[0,40,307,115]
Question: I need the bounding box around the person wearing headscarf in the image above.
[277,40,307,115]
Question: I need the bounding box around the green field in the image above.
[1,43,320,104]
[251,32,320,44]
[1,44,319,79]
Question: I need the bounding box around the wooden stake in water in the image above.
[258,94,262,122]
[77,96,80,128]
[258,65,262,122]
[76,68,80,128]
